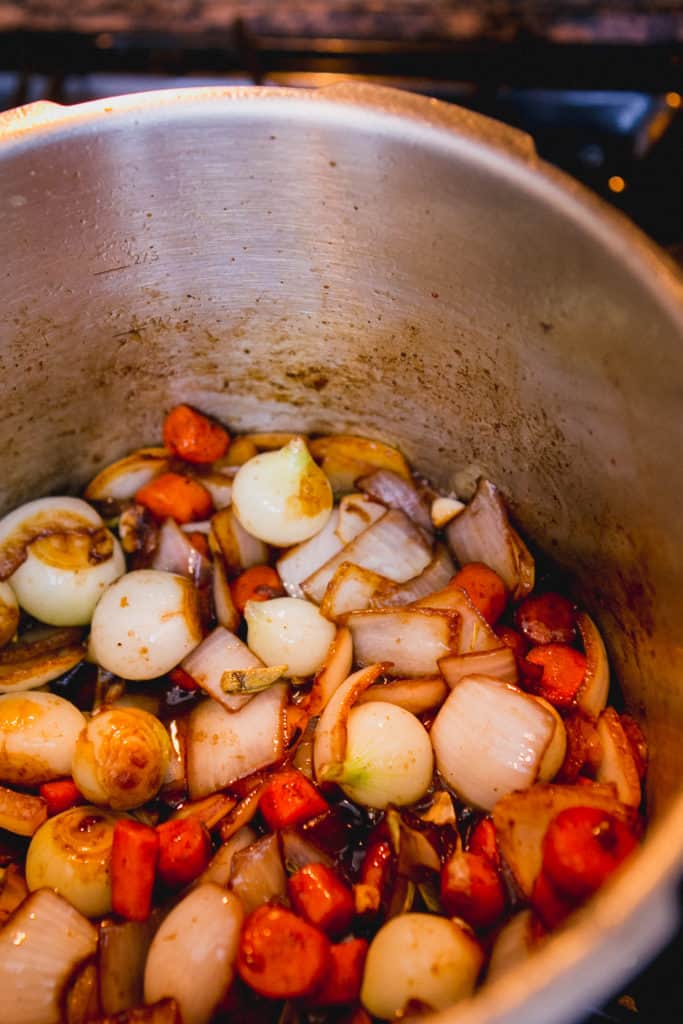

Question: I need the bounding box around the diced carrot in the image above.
[186,531,210,558]
[288,862,355,937]
[237,905,332,999]
[111,819,159,922]
[468,817,500,867]
[259,770,328,830]
[496,625,529,662]
[531,869,575,930]
[163,404,230,464]
[525,643,587,708]
[440,849,506,931]
[515,592,576,645]
[355,838,395,916]
[450,563,507,626]
[136,473,213,524]
[310,938,369,1006]
[230,566,285,615]
[542,806,638,901]
[168,666,200,692]
[39,778,83,817]
[156,817,211,887]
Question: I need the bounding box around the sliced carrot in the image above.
[310,938,369,1006]
[111,819,159,922]
[39,778,83,817]
[237,905,332,999]
[168,666,201,692]
[496,625,529,662]
[542,806,638,901]
[230,566,285,616]
[156,817,211,887]
[440,849,506,931]
[468,817,500,868]
[163,404,230,464]
[259,770,328,830]
[136,472,213,524]
[288,862,355,937]
[515,592,576,645]
[451,563,507,626]
[525,643,586,708]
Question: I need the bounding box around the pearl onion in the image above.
[0,582,19,646]
[245,597,335,677]
[0,691,86,787]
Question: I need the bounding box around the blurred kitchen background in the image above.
[0,2,682,1021]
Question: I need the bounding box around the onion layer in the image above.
[0,626,86,694]
[348,607,459,677]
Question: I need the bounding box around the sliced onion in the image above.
[0,888,97,1024]
[416,584,502,652]
[438,646,518,689]
[89,570,202,680]
[63,949,101,1024]
[0,581,19,647]
[240,432,301,451]
[84,448,170,503]
[144,883,243,1024]
[576,612,610,718]
[358,469,433,533]
[187,683,287,798]
[313,663,387,782]
[0,625,85,695]
[431,677,558,810]
[595,707,641,807]
[197,827,257,888]
[492,781,635,897]
[0,691,86,786]
[99,912,161,1016]
[217,783,267,843]
[182,626,262,712]
[320,562,387,620]
[211,507,269,574]
[535,698,568,782]
[446,478,535,599]
[280,829,333,872]
[276,509,343,600]
[0,782,47,835]
[385,808,441,875]
[431,496,465,528]
[118,504,158,557]
[303,510,432,605]
[212,555,240,632]
[336,493,387,543]
[229,832,287,913]
[245,597,336,678]
[487,910,535,983]
[361,913,482,1019]
[307,626,353,716]
[171,792,237,831]
[372,544,455,608]
[356,676,448,715]
[0,496,103,581]
[347,608,459,677]
[152,518,211,586]
[199,472,233,510]
[0,863,28,926]
[26,805,119,917]
[310,435,412,496]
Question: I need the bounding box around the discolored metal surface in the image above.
[0,84,682,1024]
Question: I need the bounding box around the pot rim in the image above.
[1,82,682,1022]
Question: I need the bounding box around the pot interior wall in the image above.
[1,90,682,817]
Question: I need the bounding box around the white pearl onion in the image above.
[0,582,19,646]
[0,691,86,787]
[245,597,335,677]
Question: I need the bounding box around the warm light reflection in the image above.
[608,175,626,194]
[665,92,681,109]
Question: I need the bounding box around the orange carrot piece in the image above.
[451,563,508,625]
[135,473,214,524]
[542,806,638,901]
[515,592,576,645]
[156,817,211,887]
[39,778,83,817]
[237,905,332,999]
[288,863,355,937]
[310,938,369,1006]
[163,404,230,464]
[440,849,506,931]
[496,625,529,661]
[259,770,328,830]
[531,869,575,930]
[230,566,285,615]
[186,531,210,558]
[111,819,159,921]
[525,643,587,708]
[168,666,201,692]
[468,816,500,867]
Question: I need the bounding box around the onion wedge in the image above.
[358,469,433,533]
[320,562,388,621]
[576,612,610,718]
[210,507,268,574]
[310,434,411,494]
[415,585,501,653]
[199,472,233,511]
[98,913,162,1016]
[348,608,459,677]
[276,509,343,599]
[0,863,28,925]
[196,827,257,888]
[595,707,641,807]
[314,663,388,783]
[336,493,387,543]
[0,889,97,1024]
[445,478,535,600]
[182,626,263,712]
[0,783,47,835]
[152,518,211,585]
[0,626,85,694]
[372,544,455,608]
[170,792,237,830]
[492,782,635,897]
[307,626,353,716]
[187,683,288,799]
[304,510,432,606]
[438,646,518,689]
[212,554,240,632]
[84,448,170,503]
[229,833,287,913]
[356,676,448,715]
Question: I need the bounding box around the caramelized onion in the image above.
[0,691,86,787]
[229,833,287,913]
[371,544,455,608]
[313,663,388,782]
[356,676,448,715]
[151,518,210,585]
[320,562,387,620]
[211,507,268,574]
[576,612,610,718]
[336,493,386,543]
[595,707,641,807]
[84,448,170,503]
[0,496,103,581]
[438,646,518,689]
[182,626,263,712]
[416,584,501,653]
[276,509,343,599]
[358,469,433,533]
[347,607,459,677]
[0,582,19,647]
[307,626,354,716]
[0,782,47,836]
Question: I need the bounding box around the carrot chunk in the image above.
[531,869,576,930]
[168,666,201,692]
[288,863,355,937]
[111,819,159,922]
[136,472,213,524]
[310,938,369,1006]
[515,592,576,645]
[525,643,586,708]
[230,566,285,616]
[237,905,332,999]
[39,778,83,817]
[156,817,211,887]
[468,817,500,868]
[542,806,638,901]
[450,563,508,625]
[440,849,506,931]
[259,770,328,830]
[186,531,210,558]
[163,404,230,464]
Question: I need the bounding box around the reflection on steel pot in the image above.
[1,84,682,1024]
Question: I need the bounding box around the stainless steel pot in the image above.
[0,84,682,1024]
